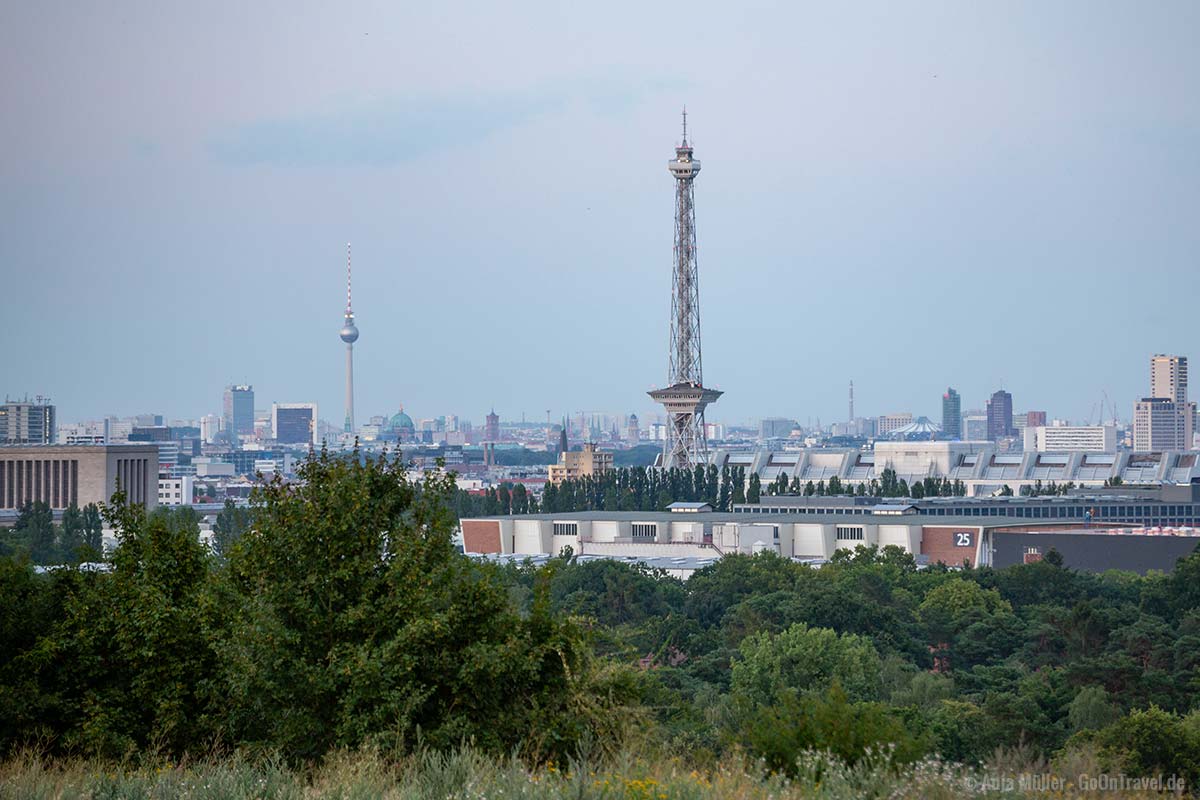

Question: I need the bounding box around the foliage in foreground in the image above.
[0,746,1185,800]
[3,447,1200,789]
[0,450,634,763]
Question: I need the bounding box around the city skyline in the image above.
[3,3,1198,425]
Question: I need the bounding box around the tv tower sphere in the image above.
[340,320,359,343]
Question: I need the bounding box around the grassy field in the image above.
[0,747,1183,800]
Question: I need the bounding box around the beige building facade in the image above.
[0,444,159,511]
[547,442,614,484]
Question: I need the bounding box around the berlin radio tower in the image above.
[339,243,359,434]
[649,109,722,469]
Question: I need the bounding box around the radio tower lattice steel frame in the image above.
[649,109,722,470]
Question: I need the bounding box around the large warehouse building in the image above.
[463,482,1200,575]
[711,442,1200,497]
[0,444,159,513]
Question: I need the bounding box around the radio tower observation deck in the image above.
[648,109,722,469]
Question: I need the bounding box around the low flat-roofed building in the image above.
[461,503,1200,575]
[0,444,159,511]
[708,442,1200,498]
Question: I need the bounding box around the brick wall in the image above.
[921,525,980,567]
[462,519,502,554]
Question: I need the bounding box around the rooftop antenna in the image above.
[681,106,688,145]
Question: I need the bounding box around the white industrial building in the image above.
[708,441,1200,497]
[1023,425,1117,453]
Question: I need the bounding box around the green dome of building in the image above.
[388,408,415,432]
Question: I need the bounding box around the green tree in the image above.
[212,498,252,558]
[730,468,746,505]
[82,502,104,555]
[1068,685,1120,733]
[16,501,56,563]
[511,483,529,514]
[746,473,761,504]
[732,622,883,704]
[35,492,217,757]
[60,504,84,561]
[217,450,624,760]
[738,683,927,776]
[1090,706,1200,785]
[919,578,1012,643]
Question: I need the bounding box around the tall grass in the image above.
[0,747,1182,799]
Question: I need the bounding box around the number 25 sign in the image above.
[954,532,973,547]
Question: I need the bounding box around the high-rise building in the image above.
[199,414,221,444]
[986,390,1014,441]
[625,414,640,445]
[1151,355,1187,405]
[877,413,914,436]
[649,110,722,470]
[272,403,319,446]
[0,397,56,445]
[759,418,797,440]
[339,243,360,434]
[1133,397,1193,451]
[485,409,500,442]
[223,385,254,442]
[941,389,961,440]
[1134,354,1194,451]
[963,414,988,441]
[1026,411,1047,428]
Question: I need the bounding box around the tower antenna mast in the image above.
[649,108,722,469]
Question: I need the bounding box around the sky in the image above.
[2,1,1198,429]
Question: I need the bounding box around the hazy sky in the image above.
[2,1,1198,428]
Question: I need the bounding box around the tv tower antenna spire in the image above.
[649,108,722,470]
[346,242,353,315]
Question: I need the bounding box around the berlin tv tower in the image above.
[339,243,359,434]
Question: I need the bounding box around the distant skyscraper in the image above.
[649,109,722,469]
[941,388,961,440]
[272,402,319,446]
[199,414,221,444]
[1134,354,1194,451]
[848,380,854,423]
[986,390,1014,441]
[339,243,360,434]
[1025,411,1047,429]
[485,409,500,442]
[223,385,254,443]
[1151,354,1188,404]
[0,397,56,445]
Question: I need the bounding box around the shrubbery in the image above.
[2,449,1200,785]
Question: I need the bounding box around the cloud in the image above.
[209,90,566,167]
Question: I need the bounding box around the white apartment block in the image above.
[1024,425,1117,453]
[877,413,914,436]
[157,475,194,506]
